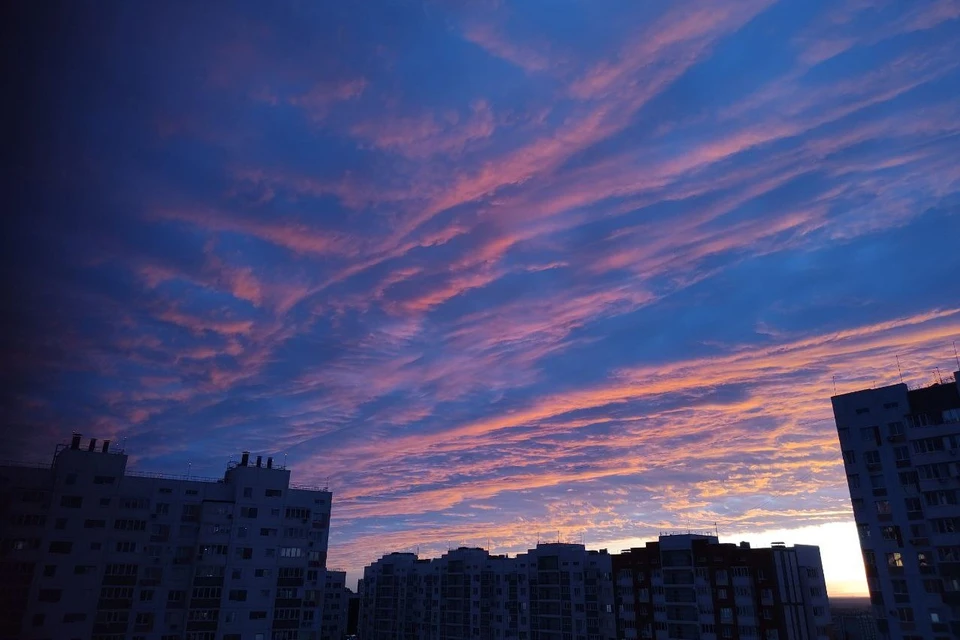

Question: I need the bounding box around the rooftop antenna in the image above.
[953,340,960,370]
[284,453,288,468]
[715,522,720,537]
[896,355,904,384]
[187,462,192,479]
[832,375,837,394]
[936,367,943,385]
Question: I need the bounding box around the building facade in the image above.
[0,434,333,640]
[359,543,617,640]
[832,370,960,640]
[320,570,349,640]
[612,534,831,640]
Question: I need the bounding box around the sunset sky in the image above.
[6,0,960,595]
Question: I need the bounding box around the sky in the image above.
[4,0,960,596]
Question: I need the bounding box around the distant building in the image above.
[830,598,877,640]
[359,543,617,640]
[346,588,360,636]
[321,569,349,640]
[612,534,831,640]
[832,370,960,640]
[0,434,333,640]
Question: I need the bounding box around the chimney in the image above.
[71,433,82,450]
[256,455,262,468]
[102,440,111,453]
[241,451,250,467]
[88,437,97,452]
[267,457,273,469]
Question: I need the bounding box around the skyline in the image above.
[5,0,960,597]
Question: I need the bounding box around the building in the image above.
[612,534,831,640]
[320,570,349,640]
[830,598,877,640]
[832,370,960,640]
[0,434,333,640]
[359,543,617,640]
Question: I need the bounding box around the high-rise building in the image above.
[320,570,349,640]
[0,434,333,640]
[612,534,831,640]
[359,543,617,640]
[832,370,960,640]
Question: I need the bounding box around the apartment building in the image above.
[612,534,831,640]
[0,434,333,640]
[359,543,617,640]
[320,570,349,640]
[832,370,960,640]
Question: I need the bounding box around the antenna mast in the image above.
[896,355,904,383]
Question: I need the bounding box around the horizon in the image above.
[6,0,960,604]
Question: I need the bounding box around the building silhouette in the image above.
[359,543,617,640]
[359,536,831,640]
[0,435,333,640]
[832,369,960,640]
[613,534,831,640]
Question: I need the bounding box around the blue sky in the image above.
[5,0,960,594]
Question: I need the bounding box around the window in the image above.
[881,526,901,541]
[155,503,170,515]
[280,547,302,558]
[228,589,247,601]
[892,580,908,594]
[260,527,277,537]
[265,489,282,497]
[250,611,267,620]
[894,446,910,462]
[917,551,931,567]
[856,407,870,415]
[876,500,891,514]
[925,490,958,506]
[99,497,110,506]
[933,518,957,533]
[888,421,904,437]
[895,607,914,622]
[285,507,311,519]
[167,590,185,603]
[60,495,83,508]
[140,589,155,601]
[842,450,856,464]
[905,497,923,513]
[94,475,115,484]
[48,541,72,554]
[937,546,960,562]
[883,401,899,409]
[861,426,880,444]
[864,450,881,465]
[857,523,870,540]
[847,474,860,489]
[887,552,903,567]
[898,471,918,485]
[84,519,106,528]
[240,507,258,518]
[38,589,62,602]
[116,541,137,552]
[114,519,147,531]
[121,497,150,509]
